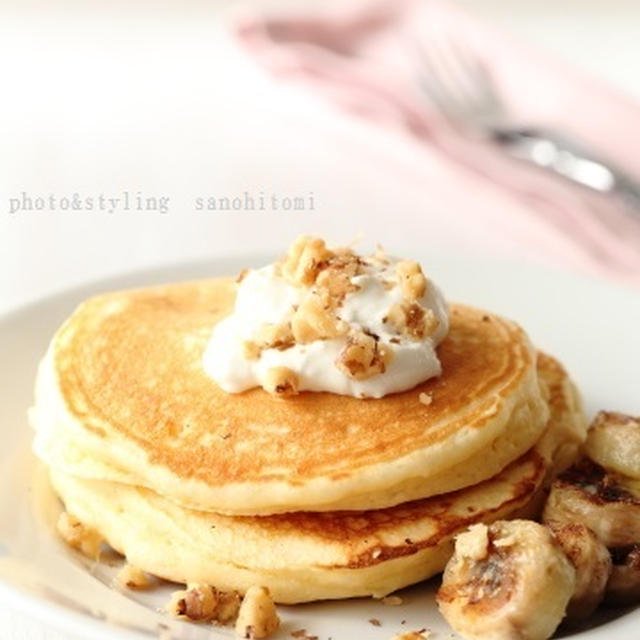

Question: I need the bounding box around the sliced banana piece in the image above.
[436,520,575,640]
[543,459,640,548]
[605,545,640,607]
[546,521,612,622]
[584,412,640,479]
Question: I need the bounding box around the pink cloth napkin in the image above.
[236,0,640,287]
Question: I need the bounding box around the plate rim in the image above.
[2,254,639,640]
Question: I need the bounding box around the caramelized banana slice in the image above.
[543,459,640,548]
[584,412,640,479]
[546,522,612,622]
[436,520,575,640]
[605,546,640,607]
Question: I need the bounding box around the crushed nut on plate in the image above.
[116,563,153,589]
[235,585,280,639]
[418,392,433,406]
[166,583,219,621]
[56,512,103,559]
[215,590,242,625]
[166,583,241,624]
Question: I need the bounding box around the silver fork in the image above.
[415,35,640,212]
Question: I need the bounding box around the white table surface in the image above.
[1,1,639,638]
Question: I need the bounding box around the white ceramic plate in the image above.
[1,255,639,640]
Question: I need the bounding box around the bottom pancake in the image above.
[47,354,585,603]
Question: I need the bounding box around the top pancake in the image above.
[32,278,549,515]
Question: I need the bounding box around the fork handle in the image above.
[490,126,640,212]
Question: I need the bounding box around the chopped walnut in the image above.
[244,323,295,361]
[216,590,242,625]
[263,367,299,397]
[255,323,295,350]
[167,583,242,625]
[316,266,358,308]
[235,586,280,639]
[335,331,393,380]
[384,302,438,341]
[56,512,103,559]
[166,583,218,621]
[418,392,433,406]
[315,249,363,305]
[291,294,347,343]
[395,260,427,300]
[279,235,333,286]
[328,248,363,275]
[116,564,153,589]
[243,341,261,361]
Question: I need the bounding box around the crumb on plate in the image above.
[235,585,280,639]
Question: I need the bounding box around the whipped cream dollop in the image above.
[203,237,449,398]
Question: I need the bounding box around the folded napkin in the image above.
[236,0,640,286]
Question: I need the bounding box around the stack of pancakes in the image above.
[31,278,586,603]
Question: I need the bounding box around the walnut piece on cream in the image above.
[263,366,299,397]
[291,294,347,344]
[384,302,439,341]
[243,323,295,360]
[242,340,261,361]
[395,259,427,300]
[315,250,363,306]
[254,322,295,350]
[279,235,332,286]
[335,330,393,380]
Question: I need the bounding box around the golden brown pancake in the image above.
[46,353,584,603]
[534,352,586,479]
[31,278,550,515]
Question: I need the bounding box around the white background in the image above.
[1,1,639,638]
[1,0,640,315]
